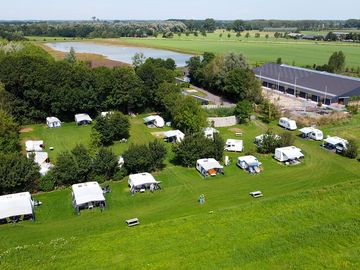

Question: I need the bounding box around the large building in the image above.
[253,64,360,105]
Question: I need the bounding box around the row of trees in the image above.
[187,52,263,104]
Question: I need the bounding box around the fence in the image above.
[207,116,239,127]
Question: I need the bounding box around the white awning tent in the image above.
[164,130,185,143]
[128,173,160,189]
[75,113,92,125]
[225,139,243,152]
[143,115,165,128]
[25,140,44,152]
[275,146,304,162]
[196,158,224,177]
[72,182,105,209]
[0,192,34,221]
[203,127,219,140]
[324,136,348,148]
[27,152,49,165]
[46,117,61,128]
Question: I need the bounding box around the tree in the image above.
[343,139,358,159]
[173,133,224,167]
[260,98,280,123]
[234,100,252,124]
[64,47,76,63]
[71,144,92,183]
[223,68,262,102]
[52,151,78,186]
[255,33,260,38]
[204,18,216,32]
[0,109,20,153]
[223,52,249,72]
[232,20,245,32]
[171,96,207,134]
[325,32,338,41]
[92,148,119,180]
[93,111,130,146]
[279,131,295,147]
[236,32,241,38]
[265,34,269,39]
[0,152,39,195]
[227,33,231,38]
[276,57,282,64]
[132,52,146,69]
[148,140,167,171]
[245,32,250,38]
[328,51,346,72]
[256,130,282,154]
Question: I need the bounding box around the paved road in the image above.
[189,84,235,107]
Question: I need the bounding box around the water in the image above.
[45,42,192,67]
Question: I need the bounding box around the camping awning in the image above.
[324,137,347,146]
[0,192,33,219]
[143,116,156,123]
[72,182,105,206]
[129,173,159,188]
[283,149,304,160]
[197,159,223,171]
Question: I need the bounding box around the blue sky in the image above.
[2,0,359,20]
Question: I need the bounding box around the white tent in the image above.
[279,117,297,130]
[164,130,185,143]
[75,113,92,125]
[203,127,219,140]
[128,173,160,189]
[196,158,224,177]
[143,115,165,128]
[0,192,34,221]
[46,117,61,128]
[299,127,323,141]
[224,139,243,152]
[275,146,304,162]
[25,140,44,152]
[72,182,105,211]
[27,152,49,165]
[237,156,262,173]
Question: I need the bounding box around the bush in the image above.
[343,139,358,159]
[234,100,252,123]
[256,129,282,154]
[39,172,56,192]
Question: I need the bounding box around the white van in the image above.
[279,117,297,131]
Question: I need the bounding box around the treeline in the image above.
[0,21,187,39]
[187,52,262,104]
[1,19,359,40]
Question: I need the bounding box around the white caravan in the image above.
[299,127,323,141]
[279,117,297,131]
[224,139,243,152]
[196,158,224,177]
[275,146,304,163]
[237,156,262,174]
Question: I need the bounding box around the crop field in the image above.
[1,115,359,269]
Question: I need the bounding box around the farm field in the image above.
[1,114,359,269]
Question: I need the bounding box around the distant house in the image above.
[46,117,61,128]
[196,158,224,177]
[303,34,324,40]
[143,115,165,128]
[164,130,185,143]
[72,182,106,214]
[25,140,44,152]
[75,114,92,125]
[0,192,35,223]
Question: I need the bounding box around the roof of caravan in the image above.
[0,192,33,219]
[72,182,105,205]
[128,173,159,188]
[164,130,185,138]
[197,158,223,171]
[75,114,92,122]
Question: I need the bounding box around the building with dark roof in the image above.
[253,64,360,105]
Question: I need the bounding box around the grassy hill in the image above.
[1,115,359,269]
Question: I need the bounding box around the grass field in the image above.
[1,115,359,269]
[94,30,360,68]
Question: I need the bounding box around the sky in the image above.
[1,0,359,21]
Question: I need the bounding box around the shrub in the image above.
[343,139,358,159]
[39,172,56,192]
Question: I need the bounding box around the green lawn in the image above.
[2,115,359,269]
